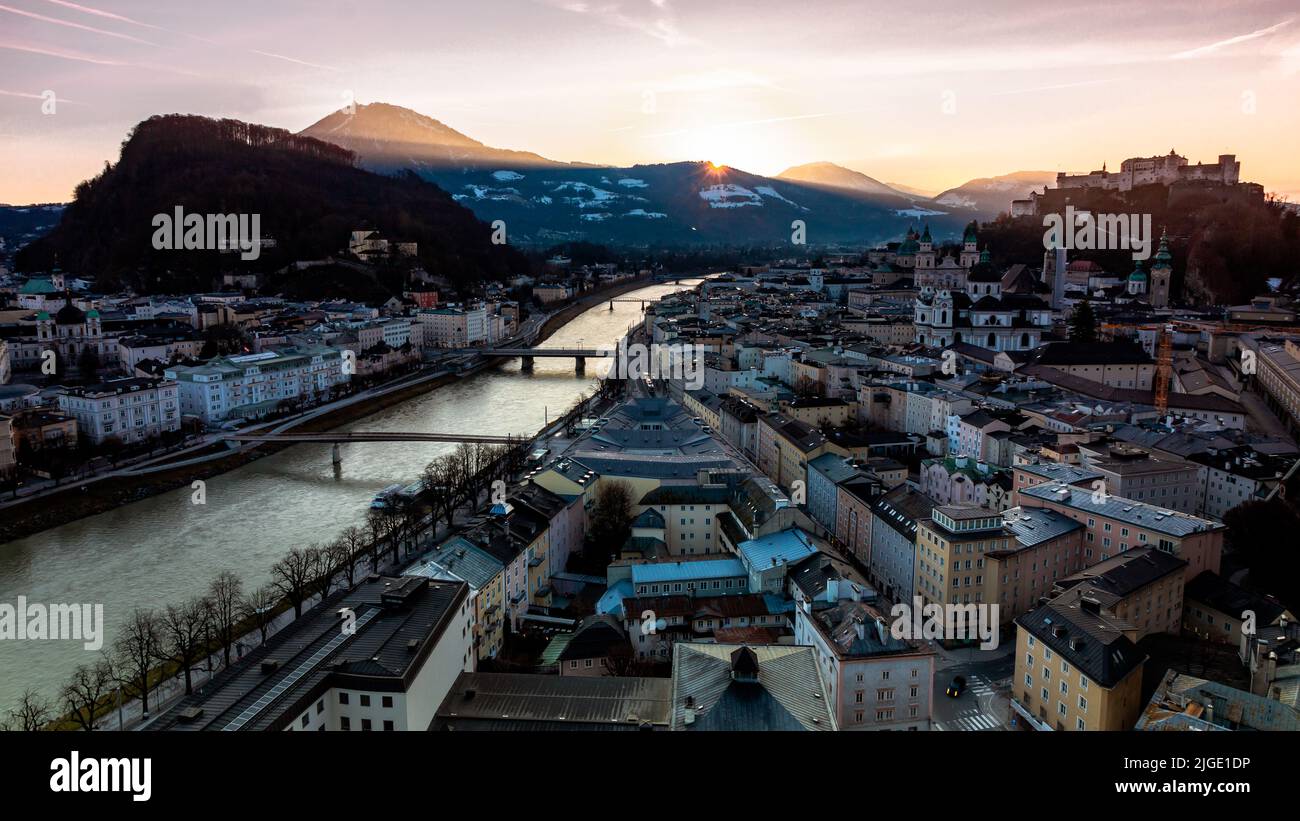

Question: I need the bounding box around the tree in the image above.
[2,688,53,731]
[1068,299,1098,343]
[113,608,162,718]
[588,480,634,565]
[60,657,114,731]
[77,346,101,383]
[240,584,279,644]
[333,529,367,589]
[207,571,243,669]
[270,546,322,618]
[1223,499,1300,610]
[157,597,210,696]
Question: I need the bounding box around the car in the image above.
[945,675,966,698]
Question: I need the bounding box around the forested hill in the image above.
[17,114,528,294]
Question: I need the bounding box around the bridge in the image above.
[220,430,528,468]
[444,346,614,372]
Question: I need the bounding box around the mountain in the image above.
[300,102,568,172]
[775,162,914,200]
[0,204,64,261]
[885,182,938,198]
[931,171,1056,217]
[300,104,972,247]
[16,114,527,294]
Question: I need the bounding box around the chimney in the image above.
[853,617,865,642]
[826,577,839,602]
[875,617,888,645]
[1080,597,1101,615]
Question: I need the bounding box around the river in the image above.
[0,280,696,713]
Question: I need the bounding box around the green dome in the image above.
[1129,260,1147,281]
[1152,231,1172,269]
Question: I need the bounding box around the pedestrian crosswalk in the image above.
[934,711,1001,731]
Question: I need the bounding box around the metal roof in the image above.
[1020,482,1221,538]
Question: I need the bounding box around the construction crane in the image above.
[1154,323,1174,414]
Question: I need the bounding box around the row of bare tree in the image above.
[1,439,534,731]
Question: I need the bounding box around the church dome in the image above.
[55,299,86,325]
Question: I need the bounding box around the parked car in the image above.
[945,675,967,698]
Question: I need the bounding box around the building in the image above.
[670,644,836,730]
[1054,151,1240,193]
[865,484,936,602]
[1136,669,1300,731]
[1012,594,1146,731]
[794,598,935,730]
[1239,335,1300,436]
[433,672,672,731]
[416,304,488,348]
[1052,547,1187,640]
[1017,482,1223,581]
[920,454,1012,511]
[405,535,506,660]
[1027,341,1155,390]
[57,377,180,445]
[0,414,14,483]
[166,346,347,424]
[1086,446,1204,515]
[1181,570,1294,648]
[155,577,473,731]
[556,615,631,676]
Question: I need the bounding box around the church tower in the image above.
[959,225,979,269]
[1149,229,1172,308]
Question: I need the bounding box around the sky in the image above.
[2,0,1299,203]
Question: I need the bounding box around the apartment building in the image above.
[417,304,487,347]
[57,377,180,444]
[1085,446,1204,515]
[866,484,935,602]
[406,535,507,661]
[1012,594,1146,731]
[1052,546,1187,640]
[166,346,347,424]
[1017,483,1223,581]
[920,454,1012,511]
[794,599,935,730]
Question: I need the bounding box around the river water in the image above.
[0,281,695,712]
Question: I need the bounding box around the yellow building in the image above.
[1012,593,1146,731]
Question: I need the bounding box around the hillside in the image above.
[300,104,973,247]
[16,115,528,294]
[775,161,914,200]
[932,171,1057,216]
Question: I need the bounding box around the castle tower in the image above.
[1149,229,1172,308]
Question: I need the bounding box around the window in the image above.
[301,714,310,728]
[340,717,350,730]
[383,720,394,731]
[316,700,324,715]
[360,695,371,707]
[361,719,372,731]
[382,696,393,709]
[338,692,349,705]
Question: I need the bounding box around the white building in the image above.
[417,304,488,348]
[165,346,348,424]
[57,377,181,444]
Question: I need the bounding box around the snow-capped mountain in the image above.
[299,104,978,246]
[775,161,916,200]
[930,171,1056,215]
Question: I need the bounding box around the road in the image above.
[930,642,1015,731]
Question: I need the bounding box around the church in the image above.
[913,248,1053,352]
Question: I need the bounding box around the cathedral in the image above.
[1126,230,1173,308]
[913,248,1053,352]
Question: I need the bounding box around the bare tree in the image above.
[114,608,163,718]
[366,509,389,571]
[330,532,365,589]
[157,597,211,696]
[3,688,53,731]
[207,571,243,669]
[314,542,344,597]
[60,657,114,730]
[270,547,321,618]
[240,584,279,644]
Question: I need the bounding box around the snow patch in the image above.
[895,207,948,217]
[934,193,977,209]
[699,184,763,208]
[617,178,648,188]
[580,212,612,222]
[492,170,525,181]
[553,181,618,208]
[624,209,666,219]
[755,185,802,208]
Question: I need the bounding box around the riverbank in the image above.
[0,275,667,545]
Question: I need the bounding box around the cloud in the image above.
[1168,18,1294,60]
[541,0,691,46]
[0,40,127,65]
[0,3,160,46]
